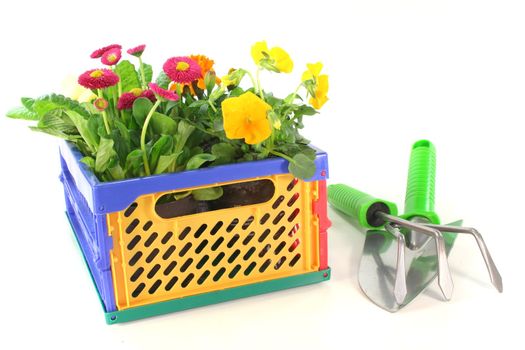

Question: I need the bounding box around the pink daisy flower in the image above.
[101,48,122,66]
[78,69,120,89]
[93,98,109,111]
[149,83,180,101]
[90,44,122,59]
[163,56,202,83]
[117,88,157,110]
[127,44,146,57]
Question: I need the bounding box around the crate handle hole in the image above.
[155,180,275,219]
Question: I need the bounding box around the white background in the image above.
[0,0,523,349]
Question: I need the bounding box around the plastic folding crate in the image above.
[59,141,331,324]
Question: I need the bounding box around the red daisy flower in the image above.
[117,88,157,110]
[90,44,122,59]
[163,56,202,83]
[149,83,180,101]
[78,69,120,89]
[127,44,146,57]
[93,98,109,111]
[101,48,122,66]
[141,89,156,102]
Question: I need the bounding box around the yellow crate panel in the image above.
[108,174,320,310]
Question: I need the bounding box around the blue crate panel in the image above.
[59,141,329,215]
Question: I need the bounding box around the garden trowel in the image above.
[328,140,502,311]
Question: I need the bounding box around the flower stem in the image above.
[139,56,147,89]
[208,100,218,113]
[290,82,304,102]
[245,70,257,91]
[268,149,295,163]
[112,86,118,120]
[140,99,162,176]
[256,68,264,100]
[98,89,111,135]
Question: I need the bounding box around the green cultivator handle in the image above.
[402,140,440,224]
[327,184,398,229]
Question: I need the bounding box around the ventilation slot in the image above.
[124,202,138,217]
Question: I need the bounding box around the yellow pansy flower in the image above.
[309,74,329,109]
[301,62,323,82]
[251,41,293,73]
[222,91,272,145]
[301,62,329,109]
[251,41,269,65]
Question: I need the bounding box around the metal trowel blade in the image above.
[358,221,462,312]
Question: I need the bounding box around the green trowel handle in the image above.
[402,140,440,224]
[328,184,398,229]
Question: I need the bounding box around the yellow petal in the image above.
[301,70,313,82]
[245,117,272,144]
[251,41,269,65]
[270,47,293,73]
[317,74,329,96]
[221,91,272,144]
[310,95,328,109]
[222,98,246,139]
[307,62,323,77]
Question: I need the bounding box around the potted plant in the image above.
[6,41,331,324]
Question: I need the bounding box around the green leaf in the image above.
[125,149,144,177]
[288,153,316,180]
[21,97,35,110]
[174,120,195,153]
[211,143,236,165]
[29,125,81,141]
[7,106,40,120]
[95,138,116,173]
[192,186,223,201]
[176,146,191,166]
[154,152,182,174]
[140,63,153,86]
[115,60,140,92]
[229,87,245,97]
[284,92,301,104]
[300,145,316,160]
[155,71,171,89]
[38,110,77,133]
[150,135,173,171]
[80,156,95,170]
[293,105,318,118]
[190,146,203,157]
[87,116,101,146]
[151,112,177,135]
[111,122,130,167]
[65,110,99,152]
[188,100,207,108]
[132,97,153,126]
[108,164,125,181]
[173,191,192,200]
[186,153,216,170]
[33,94,90,118]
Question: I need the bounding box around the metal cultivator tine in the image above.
[423,224,503,292]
